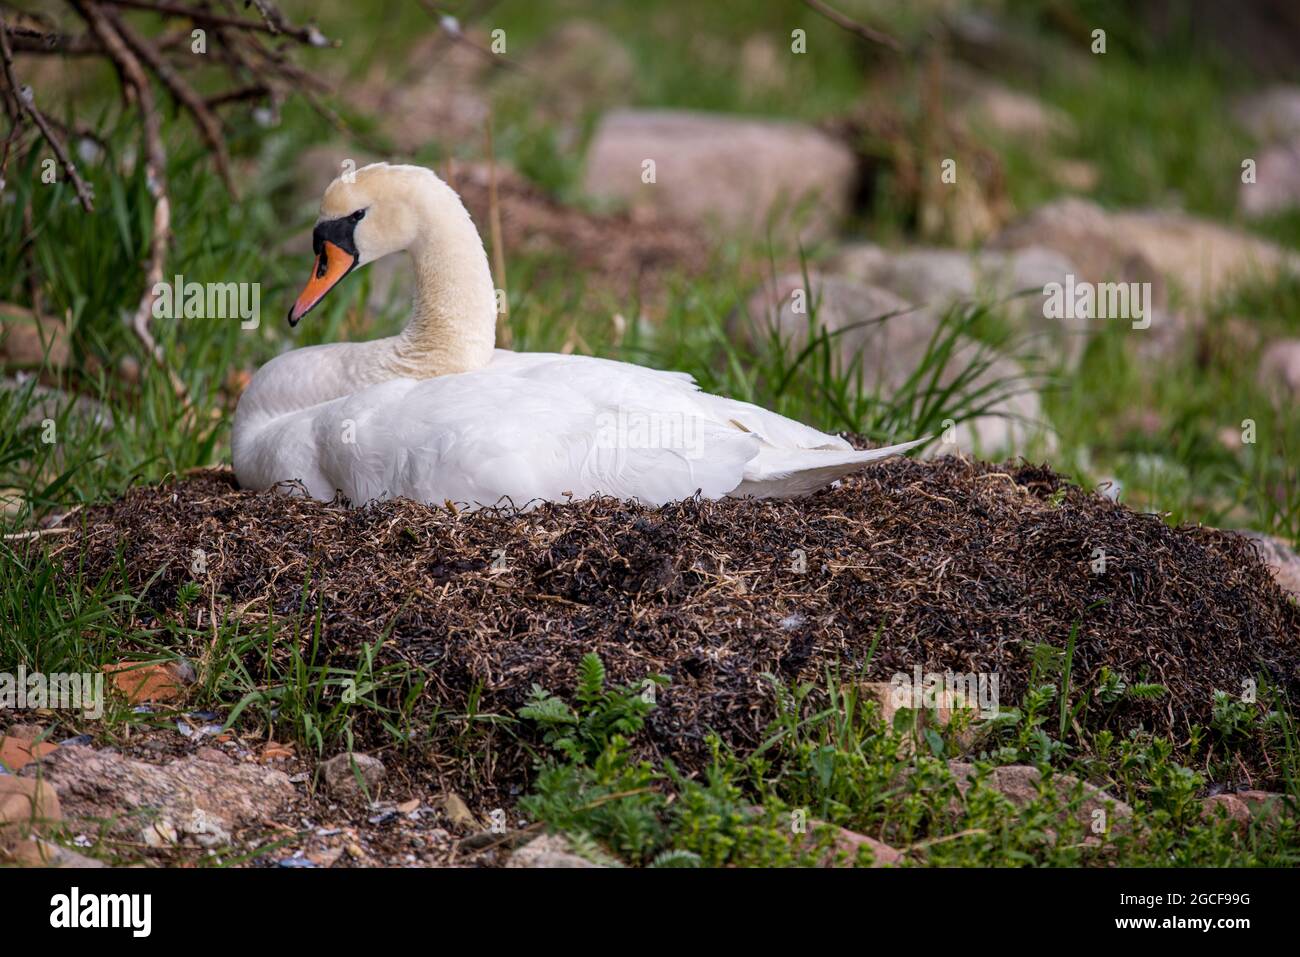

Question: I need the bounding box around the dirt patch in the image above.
[38,457,1300,797]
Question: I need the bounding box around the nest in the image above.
[42,457,1300,794]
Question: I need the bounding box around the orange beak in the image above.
[288,240,356,326]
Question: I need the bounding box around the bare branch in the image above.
[0,19,96,211]
[97,0,335,47]
[7,25,103,55]
[76,0,189,407]
[102,5,235,193]
[802,0,902,53]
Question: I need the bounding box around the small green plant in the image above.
[519,652,667,764]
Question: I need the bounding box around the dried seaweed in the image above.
[46,456,1300,793]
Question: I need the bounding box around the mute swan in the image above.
[232,163,923,508]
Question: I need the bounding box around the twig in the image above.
[6,25,103,55]
[0,19,96,211]
[97,0,334,47]
[77,0,189,406]
[416,0,526,73]
[802,0,902,53]
[103,5,235,193]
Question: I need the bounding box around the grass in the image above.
[1,0,1298,866]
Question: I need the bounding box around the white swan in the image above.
[232,163,923,508]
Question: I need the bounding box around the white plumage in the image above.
[233,163,922,509]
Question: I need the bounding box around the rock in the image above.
[1234,86,1300,144]
[860,681,989,754]
[1240,139,1300,217]
[735,272,1048,456]
[506,833,602,868]
[2,376,115,431]
[321,752,386,801]
[964,82,1074,141]
[5,836,103,867]
[103,660,193,704]
[825,242,1087,366]
[20,744,293,848]
[582,109,858,242]
[1233,790,1287,822]
[0,304,69,370]
[0,776,61,852]
[0,734,58,773]
[1202,789,1287,826]
[991,198,1298,308]
[818,824,903,867]
[1201,793,1253,824]
[1258,339,1300,404]
[946,762,1132,834]
[1235,531,1300,599]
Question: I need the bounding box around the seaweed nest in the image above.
[43,457,1300,793]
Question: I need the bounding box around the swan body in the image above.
[233,163,922,508]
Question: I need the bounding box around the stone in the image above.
[506,832,602,868]
[1234,86,1300,144]
[816,823,903,868]
[1259,339,1300,404]
[582,109,858,242]
[21,744,293,848]
[860,681,988,754]
[1202,790,1287,826]
[964,82,1074,141]
[735,272,1049,456]
[0,304,69,370]
[1240,139,1300,217]
[0,776,61,851]
[321,752,386,801]
[1236,531,1300,599]
[0,735,58,773]
[1202,793,1252,824]
[825,242,1087,366]
[5,836,103,867]
[103,660,192,704]
[991,198,1298,308]
[946,762,1132,834]
[2,376,114,431]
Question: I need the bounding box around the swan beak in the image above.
[288,240,356,326]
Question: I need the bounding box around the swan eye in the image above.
[349,208,367,223]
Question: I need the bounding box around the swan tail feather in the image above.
[730,436,929,500]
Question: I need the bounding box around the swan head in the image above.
[288,163,438,326]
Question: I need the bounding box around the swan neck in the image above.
[391,189,497,377]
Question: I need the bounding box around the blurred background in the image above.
[1,0,1298,560]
